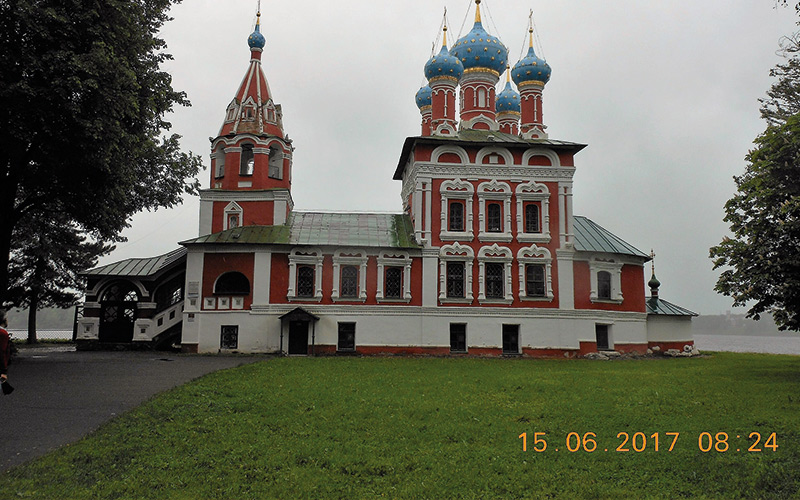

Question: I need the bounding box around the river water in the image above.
[694,333,800,355]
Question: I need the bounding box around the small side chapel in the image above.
[78,2,695,355]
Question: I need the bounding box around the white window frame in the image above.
[477,244,513,304]
[376,251,412,302]
[438,243,474,303]
[478,180,512,242]
[213,145,226,179]
[440,179,474,241]
[288,247,324,301]
[589,257,624,304]
[332,249,368,302]
[517,245,554,301]
[516,181,551,243]
[268,144,283,180]
[223,202,243,231]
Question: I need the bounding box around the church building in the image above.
[78,2,695,355]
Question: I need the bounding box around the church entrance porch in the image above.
[279,307,320,356]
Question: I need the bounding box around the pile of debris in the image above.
[584,344,700,360]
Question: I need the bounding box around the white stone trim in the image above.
[440,178,475,241]
[332,248,368,302]
[477,244,513,303]
[476,147,514,166]
[521,149,560,168]
[431,145,469,164]
[477,180,512,242]
[515,181,551,243]
[223,201,243,230]
[438,243,474,302]
[288,247,324,301]
[376,251,413,302]
[589,257,624,304]
[517,245,554,301]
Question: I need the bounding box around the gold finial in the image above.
[443,25,448,47]
[256,1,261,26]
[506,65,511,83]
[650,249,656,275]
[475,0,482,23]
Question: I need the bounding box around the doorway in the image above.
[288,320,309,355]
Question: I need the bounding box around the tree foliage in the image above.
[710,116,800,331]
[0,0,202,305]
[6,211,112,342]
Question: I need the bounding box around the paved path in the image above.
[0,346,268,472]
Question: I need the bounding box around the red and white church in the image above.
[78,3,695,356]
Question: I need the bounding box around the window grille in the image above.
[340,266,358,298]
[221,325,239,350]
[487,203,502,232]
[385,267,403,298]
[297,266,315,297]
[525,265,546,297]
[446,262,465,298]
[338,322,356,351]
[485,262,504,299]
[449,201,464,231]
[525,204,540,233]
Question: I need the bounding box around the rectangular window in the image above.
[338,322,356,352]
[214,158,225,179]
[597,271,612,300]
[220,325,239,350]
[485,262,504,299]
[449,201,465,232]
[340,266,359,298]
[297,265,315,298]
[525,264,546,297]
[596,324,610,351]
[268,147,283,179]
[240,144,254,176]
[487,202,502,232]
[450,323,467,353]
[502,324,519,354]
[385,266,403,299]
[446,262,465,298]
[524,203,541,233]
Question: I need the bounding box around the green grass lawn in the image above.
[1,352,799,499]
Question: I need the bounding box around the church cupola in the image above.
[415,85,433,136]
[496,68,520,135]
[424,26,463,136]
[451,0,508,131]
[512,23,551,139]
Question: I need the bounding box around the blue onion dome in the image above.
[424,29,464,83]
[496,78,520,114]
[451,3,508,76]
[248,14,266,49]
[512,33,551,86]
[415,85,432,109]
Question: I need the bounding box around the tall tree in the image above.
[0,0,202,306]
[711,26,800,331]
[6,212,112,343]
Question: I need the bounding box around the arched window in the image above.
[446,261,465,298]
[525,264,546,297]
[214,272,250,295]
[478,88,487,108]
[525,204,540,233]
[597,271,612,300]
[297,266,315,298]
[340,266,358,298]
[240,144,254,176]
[485,262,504,299]
[268,145,282,180]
[487,203,502,233]
[449,201,464,232]
[214,145,226,179]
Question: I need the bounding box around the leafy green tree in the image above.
[0,0,202,306]
[6,212,112,343]
[710,117,800,331]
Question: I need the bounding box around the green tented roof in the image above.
[573,216,649,259]
[181,212,419,249]
[646,297,698,316]
[84,248,187,277]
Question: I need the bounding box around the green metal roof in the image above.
[394,132,587,180]
[181,212,420,249]
[84,248,187,277]
[646,297,698,316]
[573,216,649,259]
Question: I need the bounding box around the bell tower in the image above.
[198,9,294,236]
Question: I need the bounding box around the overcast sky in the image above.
[98,0,798,315]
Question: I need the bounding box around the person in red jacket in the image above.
[0,311,10,383]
